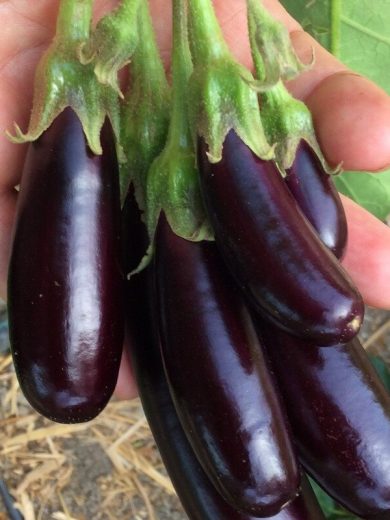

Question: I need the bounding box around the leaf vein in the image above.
[340,14,390,46]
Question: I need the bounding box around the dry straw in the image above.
[0,354,180,520]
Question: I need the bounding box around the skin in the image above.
[0,0,390,399]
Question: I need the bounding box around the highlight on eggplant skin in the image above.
[123,195,325,520]
[257,322,390,520]
[197,130,364,346]
[8,108,124,423]
[154,215,300,517]
[285,141,347,259]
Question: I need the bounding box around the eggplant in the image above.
[257,323,390,520]
[154,215,299,517]
[8,108,124,423]
[123,195,324,520]
[123,194,241,519]
[126,273,324,520]
[198,130,363,346]
[285,141,347,259]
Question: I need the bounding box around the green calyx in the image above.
[146,0,212,245]
[260,82,338,174]
[246,0,336,175]
[6,0,120,156]
[246,0,312,88]
[147,147,212,243]
[79,0,141,97]
[187,0,273,163]
[120,0,171,207]
[260,81,339,175]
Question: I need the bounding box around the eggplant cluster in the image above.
[6,1,390,518]
[124,131,390,519]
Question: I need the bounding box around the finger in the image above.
[270,5,390,172]
[274,8,390,172]
[0,76,36,190]
[114,338,138,400]
[0,1,118,192]
[212,0,390,173]
[342,195,390,309]
[0,1,61,190]
[0,189,18,300]
[301,66,390,172]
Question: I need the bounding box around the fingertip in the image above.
[114,342,139,400]
[0,189,18,301]
[342,195,390,309]
[307,73,390,172]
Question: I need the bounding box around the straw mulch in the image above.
[1,311,390,520]
[0,352,185,520]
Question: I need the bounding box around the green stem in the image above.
[168,0,193,147]
[120,0,140,16]
[128,0,167,94]
[261,79,293,109]
[187,0,229,62]
[330,0,342,56]
[56,0,93,42]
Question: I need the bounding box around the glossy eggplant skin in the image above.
[257,323,390,520]
[198,131,363,346]
[123,196,324,520]
[155,215,299,517]
[285,141,347,259]
[8,108,124,423]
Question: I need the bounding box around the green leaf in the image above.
[369,355,390,391]
[309,479,358,519]
[280,1,332,50]
[280,0,390,219]
[334,170,390,220]
[281,0,390,93]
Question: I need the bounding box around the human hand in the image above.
[1,0,390,400]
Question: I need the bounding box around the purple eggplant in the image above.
[285,141,347,259]
[126,272,324,520]
[154,215,299,517]
[123,196,324,520]
[8,108,124,423]
[198,131,363,346]
[257,322,390,520]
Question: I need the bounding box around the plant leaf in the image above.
[280,0,390,219]
[370,355,390,391]
[334,170,390,221]
[309,478,358,519]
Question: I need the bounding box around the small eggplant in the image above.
[155,215,299,517]
[285,141,347,259]
[8,108,124,423]
[123,196,324,520]
[126,272,324,520]
[258,323,390,520]
[198,131,363,346]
